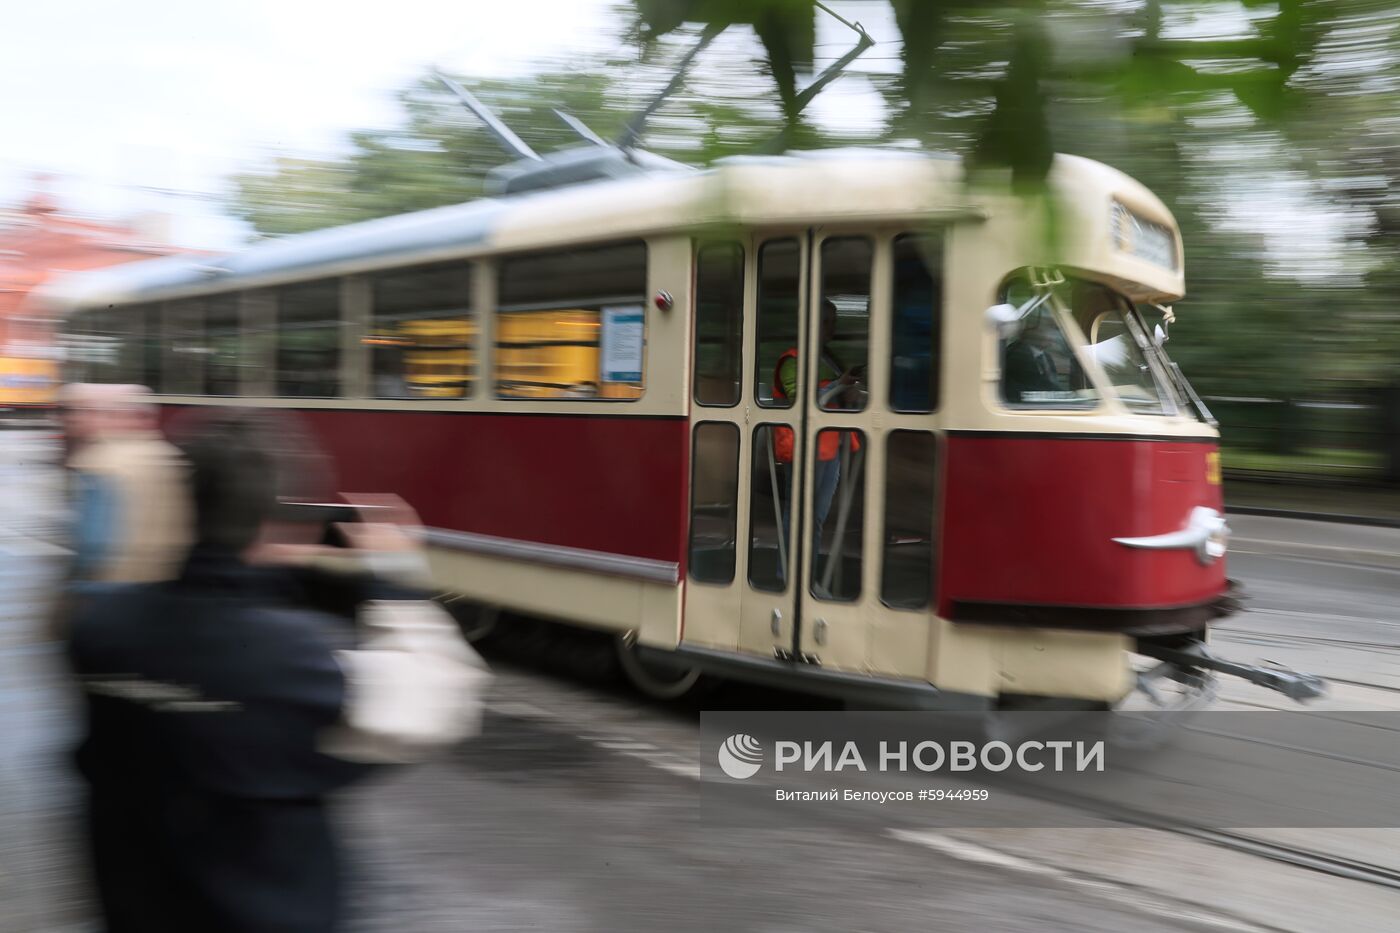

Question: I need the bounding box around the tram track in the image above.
[1211,626,1400,696]
[1314,675,1400,694]
[1215,627,1400,652]
[981,777,1400,895]
[1172,828,1400,892]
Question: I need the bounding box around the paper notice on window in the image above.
[601,305,644,383]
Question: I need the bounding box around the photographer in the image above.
[66,411,487,933]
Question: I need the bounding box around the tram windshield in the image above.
[1000,276,1192,417]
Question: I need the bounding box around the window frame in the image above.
[878,429,940,612]
[747,422,794,595]
[888,231,944,415]
[494,239,649,402]
[691,240,745,409]
[808,425,867,605]
[816,234,873,415]
[687,420,741,586]
[202,293,246,398]
[273,278,344,400]
[753,237,802,411]
[995,273,1106,414]
[165,297,206,396]
[368,260,477,401]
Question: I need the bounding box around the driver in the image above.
[771,299,863,550]
[1002,311,1064,403]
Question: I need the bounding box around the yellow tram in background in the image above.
[0,355,57,420]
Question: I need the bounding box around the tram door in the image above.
[685,231,943,679]
[685,235,810,660]
[790,230,945,677]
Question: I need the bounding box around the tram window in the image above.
[998,278,1097,410]
[890,233,943,413]
[688,422,740,585]
[80,308,127,384]
[370,262,474,399]
[810,427,865,603]
[881,431,938,610]
[205,295,244,396]
[817,237,871,413]
[245,293,277,395]
[755,238,800,408]
[86,305,153,385]
[60,313,93,383]
[64,310,109,383]
[167,299,204,394]
[275,280,341,398]
[496,241,646,400]
[748,424,793,593]
[693,242,744,407]
[135,305,162,392]
[1076,283,1173,416]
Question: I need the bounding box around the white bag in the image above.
[321,599,491,764]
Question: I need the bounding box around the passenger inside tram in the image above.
[746,237,876,600]
[778,295,862,560]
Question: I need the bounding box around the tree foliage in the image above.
[229,60,790,237]
[231,71,623,235]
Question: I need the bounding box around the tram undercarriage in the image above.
[629,632,1328,712]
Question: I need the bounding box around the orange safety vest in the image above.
[771,347,862,463]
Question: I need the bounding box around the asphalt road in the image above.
[3,430,1398,933]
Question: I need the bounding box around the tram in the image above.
[40,107,1324,711]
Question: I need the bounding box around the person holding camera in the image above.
[66,411,487,933]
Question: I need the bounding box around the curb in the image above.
[1227,536,1400,571]
[1226,506,1400,530]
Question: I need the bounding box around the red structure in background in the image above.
[0,183,188,355]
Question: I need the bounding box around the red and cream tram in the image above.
[43,145,1320,710]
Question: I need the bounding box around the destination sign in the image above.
[1110,201,1178,270]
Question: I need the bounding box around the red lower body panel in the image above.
[938,435,1227,623]
[169,408,691,567]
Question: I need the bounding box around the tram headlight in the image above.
[1186,508,1230,566]
[1202,520,1229,564]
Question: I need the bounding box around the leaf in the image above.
[969,12,1053,187]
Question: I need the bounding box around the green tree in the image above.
[230,70,624,236]
[229,60,788,238]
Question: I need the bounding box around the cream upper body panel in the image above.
[490,150,972,250]
[38,148,1204,434]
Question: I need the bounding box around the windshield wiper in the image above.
[1132,304,1216,426]
[1168,360,1217,427]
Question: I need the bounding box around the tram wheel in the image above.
[434,593,500,644]
[615,632,703,700]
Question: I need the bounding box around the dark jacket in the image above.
[67,550,405,933]
[1002,338,1063,403]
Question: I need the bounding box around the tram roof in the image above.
[39,148,1176,312]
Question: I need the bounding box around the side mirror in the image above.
[1154,323,1169,346]
[985,303,1021,326]
[985,303,1025,341]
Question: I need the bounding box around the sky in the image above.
[1,0,1358,275]
[1,0,894,251]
